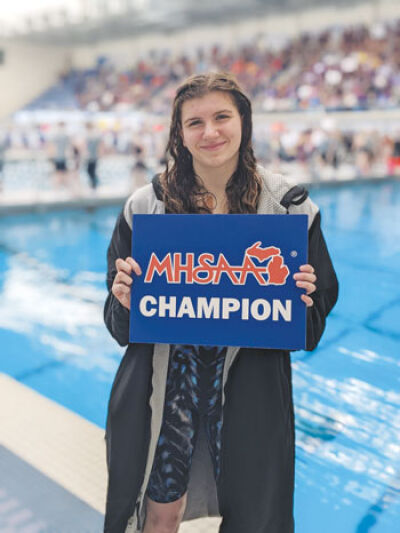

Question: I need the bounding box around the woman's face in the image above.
[180,91,242,174]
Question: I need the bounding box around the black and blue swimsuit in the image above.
[146,344,227,503]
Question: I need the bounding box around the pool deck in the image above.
[0,175,397,216]
[0,186,129,215]
[0,373,221,532]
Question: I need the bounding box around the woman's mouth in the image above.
[200,142,226,151]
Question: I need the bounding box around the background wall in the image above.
[0,41,70,118]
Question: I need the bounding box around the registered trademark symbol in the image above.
[290,250,298,257]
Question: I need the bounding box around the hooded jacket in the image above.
[103,167,338,533]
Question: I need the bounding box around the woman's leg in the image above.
[144,346,201,530]
[143,345,226,532]
[202,346,226,482]
[143,493,187,533]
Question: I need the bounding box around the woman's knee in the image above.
[145,493,186,532]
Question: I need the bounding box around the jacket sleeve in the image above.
[305,211,338,351]
[104,209,132,347]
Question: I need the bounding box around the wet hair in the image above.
[160,72,261,214]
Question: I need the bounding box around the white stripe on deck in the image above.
[0,372,107,513]
[0,373,222,531]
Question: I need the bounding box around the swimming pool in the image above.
[0,181,399,532]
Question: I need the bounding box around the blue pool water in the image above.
[1,181,399,532]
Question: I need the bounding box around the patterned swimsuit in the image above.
[146,344,227,503]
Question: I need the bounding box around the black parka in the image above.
[103,172,338,533]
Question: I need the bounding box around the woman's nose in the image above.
[203,121,218,138]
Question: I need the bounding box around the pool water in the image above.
[0,207,123,426]
[0,181,399,532]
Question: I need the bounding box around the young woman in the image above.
[104,72,338,533]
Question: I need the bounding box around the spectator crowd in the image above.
[2,18,400,196]
[31,19,400,115]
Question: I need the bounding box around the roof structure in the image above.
[0,0,371,45]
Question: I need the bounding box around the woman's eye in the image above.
[188,120,201,127]
[217,114,230,120]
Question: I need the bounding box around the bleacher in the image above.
[19,19,400,116]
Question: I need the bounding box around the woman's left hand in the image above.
[293,264,317,307]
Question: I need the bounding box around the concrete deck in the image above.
[0,175,397,216]
[0,374,221,532]
[0,186,129,215]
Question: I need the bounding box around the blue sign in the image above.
[129,214,308,350]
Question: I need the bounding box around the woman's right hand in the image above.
[112,257,142,310]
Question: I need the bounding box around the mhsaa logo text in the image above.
[144,242,290,286]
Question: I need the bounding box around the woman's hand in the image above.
[293,264,317,307]
[112,257,142,310]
